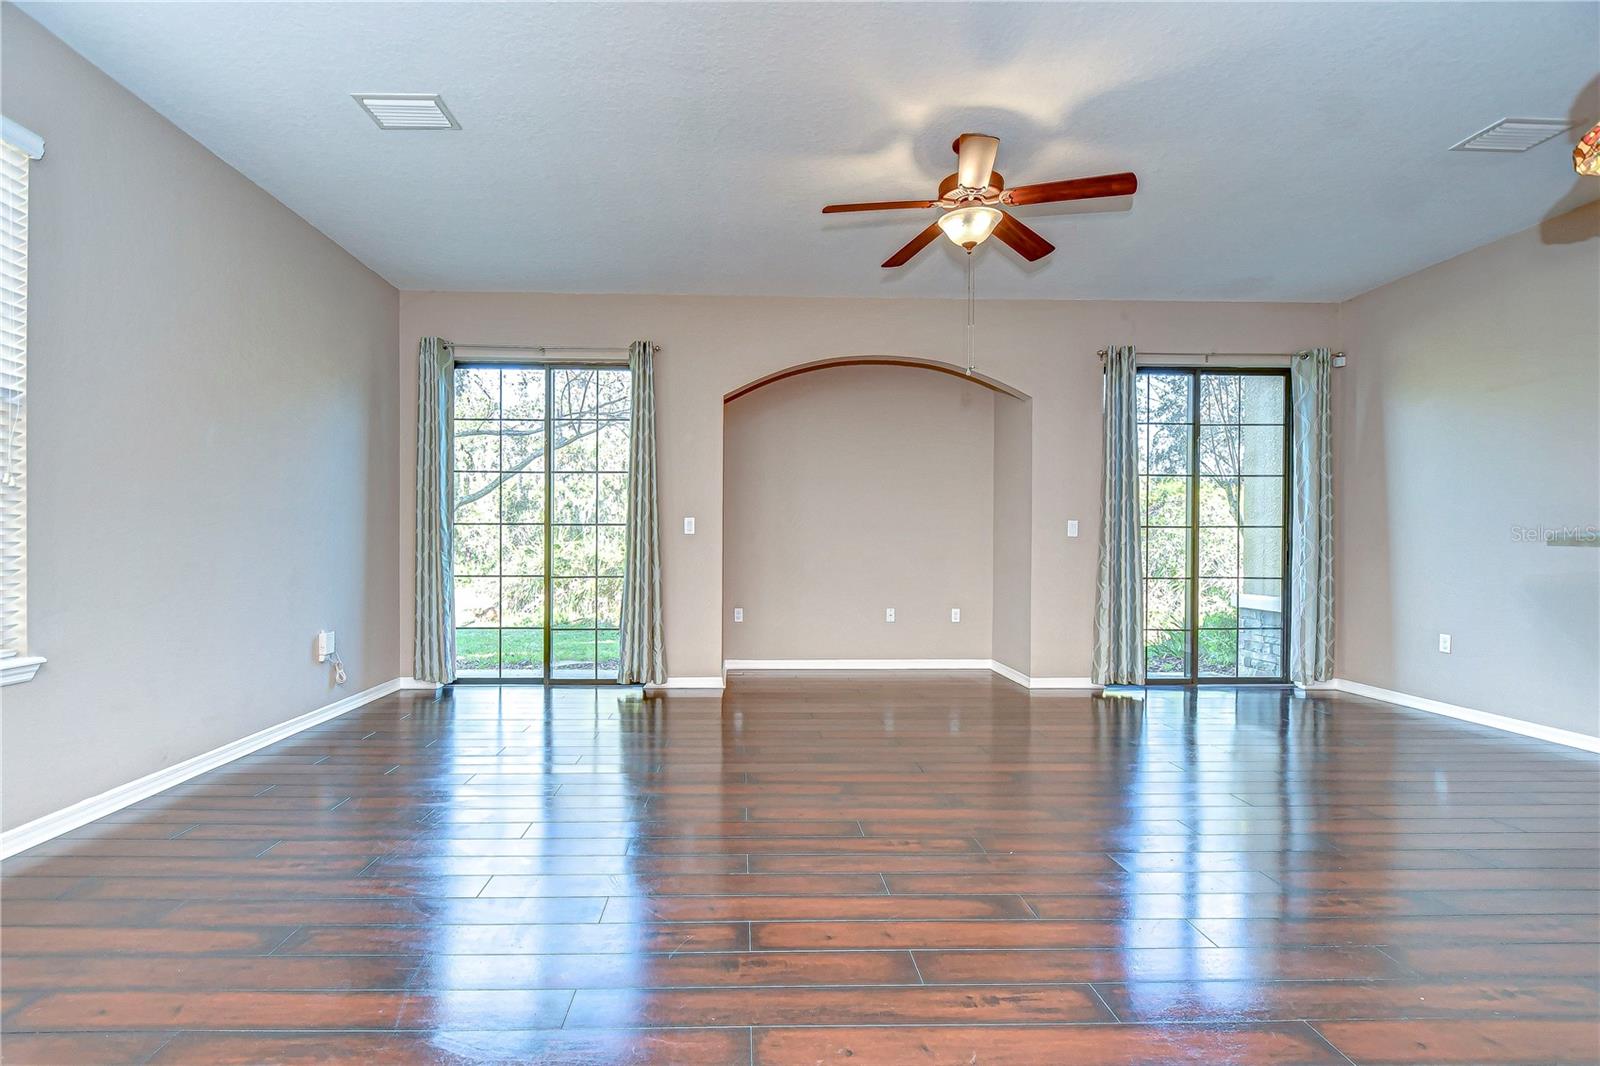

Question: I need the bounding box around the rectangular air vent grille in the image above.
[1450,118,1571,153]
[352,94,459,131]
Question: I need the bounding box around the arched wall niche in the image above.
[722,358,1033,673]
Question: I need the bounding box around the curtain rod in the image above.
[1097,348,1343,360]
[452,343,659,354]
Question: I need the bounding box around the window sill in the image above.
[1,656,46,686]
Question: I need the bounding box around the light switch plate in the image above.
[1067,520,1080,538]
[683,516,695,535]
[885,608,896,623]
[733,607,743,623]
[950,608,961,623]
[1438,633,1452,654]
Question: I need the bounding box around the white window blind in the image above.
[0,138,29,659]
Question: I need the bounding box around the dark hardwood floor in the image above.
[2,673,1597,1064]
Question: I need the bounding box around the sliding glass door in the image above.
[451,364,631,683]
[1137,368,1289,683]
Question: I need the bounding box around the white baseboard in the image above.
[982,660,1100,690]
[988,659,1031,687]
[725,658,993,672]
[1020,675,1101,690]
[992,661,1100,689]
[1323,677,1600,754]
[725,658,1101,692]
[647,676,726,690]
[0,676,431,859]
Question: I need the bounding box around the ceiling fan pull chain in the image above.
[965,250,977,370]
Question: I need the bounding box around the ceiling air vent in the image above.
[1450,118,1571,153]
[352,93,459,131]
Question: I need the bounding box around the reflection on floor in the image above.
[2,674,1598,1064]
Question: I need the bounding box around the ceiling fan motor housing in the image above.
[939,171,1004,204]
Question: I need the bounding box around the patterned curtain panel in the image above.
[619,341,666,685]
[1092,345,1146,686]
[1289,347,1335,684]
[414,337,455,684]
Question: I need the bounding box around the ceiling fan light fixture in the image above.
[938,205,1003,250]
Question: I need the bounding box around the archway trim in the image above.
[724,356,1027,404]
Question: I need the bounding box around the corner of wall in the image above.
[991,391,1033,674]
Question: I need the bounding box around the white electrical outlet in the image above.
[1438,633,1452,654]
[1067,520,1080,538]
[733,607,744,623]
[316,629,336,662]
[683,516,695,535]
[951,608,961,623]
[885,607,896,623]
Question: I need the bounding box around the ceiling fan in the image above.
[822,133,1137,267]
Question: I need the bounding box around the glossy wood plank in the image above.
[886,870,1283,895]
[3,856,376,878]
[0,1031,175,1065]
[3,839,276,860]
[156,896,609,926]
[1023,889,1463,920]
[277,922,749,956]
[67,875,493,900]
[401,950,922,990]
[1099,978,1600,1021]
[567,984,1112,1027]
[1311,1020,1600,1064]
[0,927,293,955]
[0,901,181,927]
[1382,941,1600,978]
[10,989,576,1030]
[750,918,1206,951]
[598,893,1037,922]
[629,835,981,855]
[1275,867,1600,891]
[477,872,888,897]
[914,945,1410,983]
[0,955,421,993]
[747,851,1123,874]
[752,1022,1348,1065]
[149,1029,751,1065]
[1192,913,1600,947]
[366,854,748,876]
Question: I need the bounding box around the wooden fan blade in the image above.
[822,199,936,214]
[882,222,944,268]
[993,213,1055,262]
[955,133,1000,190]
[1002,172,1137,207]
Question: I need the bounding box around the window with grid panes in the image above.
[1137,369,1289,682]
[451,365,630,682]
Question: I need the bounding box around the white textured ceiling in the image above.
[19,2,1600,300]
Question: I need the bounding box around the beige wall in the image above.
[1,10,402,830]
[722,365,994,661]
[1335,205,1600,737]
[399,292,1336,680]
